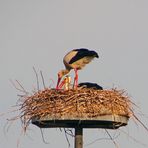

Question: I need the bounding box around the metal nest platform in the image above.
[32,115,129,129]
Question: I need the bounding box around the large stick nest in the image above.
[19,88,133,128]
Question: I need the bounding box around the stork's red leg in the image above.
[73,69,78,88]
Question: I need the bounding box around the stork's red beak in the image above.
[56,77,61,90]
[58,79,66,89]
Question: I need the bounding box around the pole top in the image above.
[32,114,128,129]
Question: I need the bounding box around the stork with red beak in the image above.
[56,48,99,89]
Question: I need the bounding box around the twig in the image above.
[17,128,25,148]
[15,80,29,94]
[133,114,148,132]
[40,70,46,89]
[40,128,50,144]
[3,120,12,135]
[33,67,40,91]
[0,108,19,117]
[10,79,23,92]
[10,79,29,95]
[65,128,74,137]
[119,129,148,147]
[64,128,71,148]
[85,130,120,147]
[105,129,119,148]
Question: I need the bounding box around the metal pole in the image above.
[75,127,83,148]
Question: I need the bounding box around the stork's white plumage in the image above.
[56,48,99,89]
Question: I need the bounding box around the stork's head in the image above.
[56,69,70,89]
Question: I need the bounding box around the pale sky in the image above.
[0,0,148,148]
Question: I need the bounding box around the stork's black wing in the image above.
[69,48,99,64]
[78,82,103,90]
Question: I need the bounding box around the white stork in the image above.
[56,48,99,89]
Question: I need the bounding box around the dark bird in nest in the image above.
[78,82,103,90]
[56,48,99,89]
